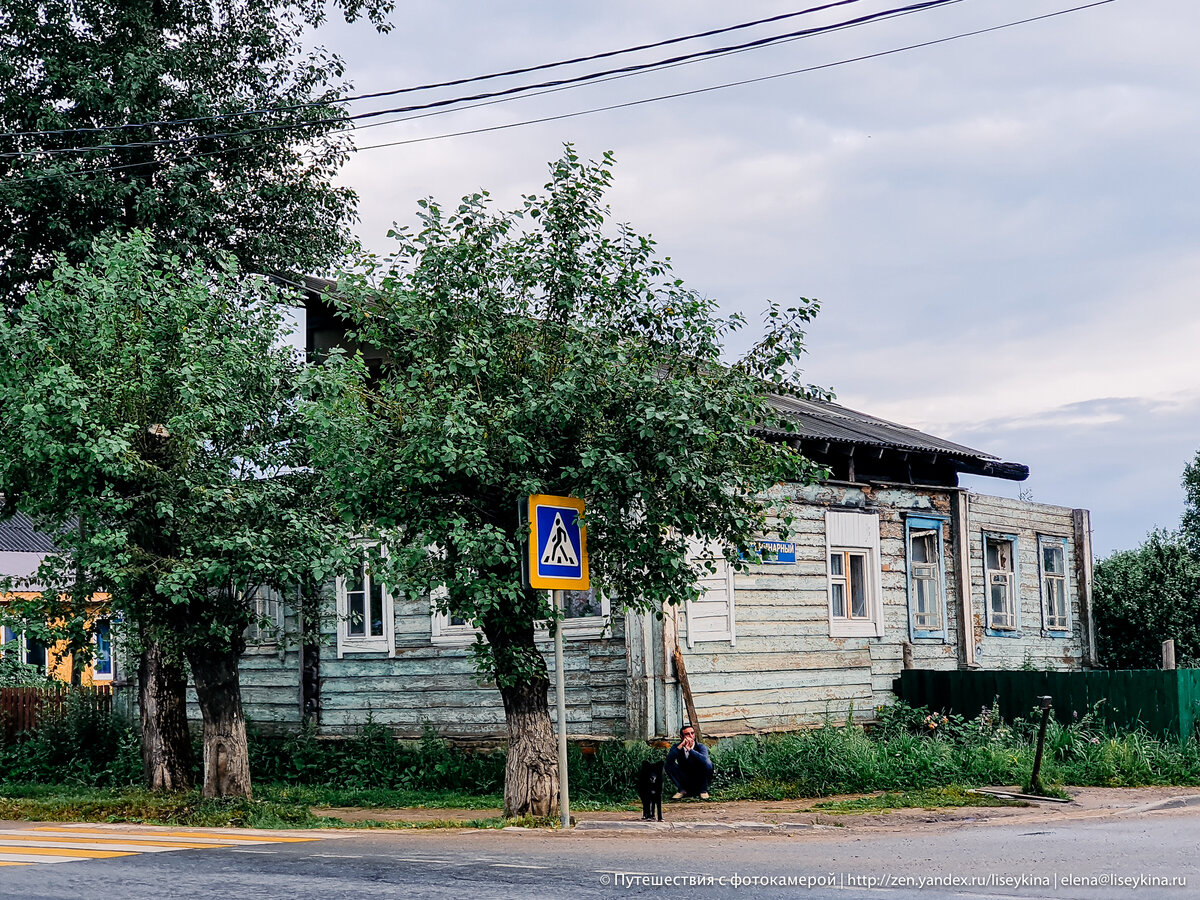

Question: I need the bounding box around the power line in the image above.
[3,0,1119,187]
[0,0,873,142]
[0,0,961,160]
[348,0,1119,152]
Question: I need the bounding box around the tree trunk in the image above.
[486,617,558,819]
[187,645,252,799]
[138,639,194,791]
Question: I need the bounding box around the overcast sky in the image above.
[311,0,1198,557]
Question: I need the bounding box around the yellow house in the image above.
[0,512,111,687]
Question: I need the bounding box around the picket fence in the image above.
[0,684,113,742]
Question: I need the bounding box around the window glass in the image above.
[369,578,384,637]
[849,553,867,618]
[563,587,602,619]
[831,582,846,618]
[348,561,366,637]
[829,553,844,576]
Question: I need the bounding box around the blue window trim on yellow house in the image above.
[904,514,949,642]
[983,530,1022,638]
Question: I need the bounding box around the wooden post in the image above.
[1030,695,1053,796]
[672,642,701,744]
[1163,639,1176,671]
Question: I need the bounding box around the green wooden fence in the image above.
[895,669,1200,742]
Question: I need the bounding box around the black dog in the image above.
[637,760,664,821]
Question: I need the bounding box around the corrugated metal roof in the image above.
[766,394,1001,461]
[0,511,60,554]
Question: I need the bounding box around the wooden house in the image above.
[0,511,113,686]
[208,286,1097,740]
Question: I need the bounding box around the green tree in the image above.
[0,0,391,301]
[0,232,350,796]
[1093,529,1200,669]
[311,148,826,816]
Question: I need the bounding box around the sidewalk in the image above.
[319,786,1200,833]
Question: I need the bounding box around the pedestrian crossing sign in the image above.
[527,494,588,590]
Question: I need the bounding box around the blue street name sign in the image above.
[527,494,589,590]
[753,540,796,564]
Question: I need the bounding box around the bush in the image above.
[0,690,141,787]
[7,698,1200,802]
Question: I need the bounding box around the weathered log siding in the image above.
[231,582,629,740]
[673,482,956,735]
[221,488,1087,742]
[967,494,1085,670]
[672,484,1086,737]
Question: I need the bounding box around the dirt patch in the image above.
[317,787,1200,829]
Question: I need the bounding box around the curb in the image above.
[574,820,824,834]
[1122,795,1200,815]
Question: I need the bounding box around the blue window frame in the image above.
[983,531,1021,637]
[905,515,948,641]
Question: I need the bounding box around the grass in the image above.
[811,786,1027,815]
[6,698,1200,828]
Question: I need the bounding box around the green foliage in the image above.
[312,147,827,687]
[7,700,1200,813]
[0,692,141,787]
[812,786,1024,814]
[0,647,54,687]
[0,0,392,301]
[0,230,353,680]
[1094,529,1200,668]
[249,721,507,795]
[0,785,334,829]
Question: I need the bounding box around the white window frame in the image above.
[983,532,1020,635]
[243,585,285,653]
[685,538,736,648]
[826,511,884,638]
[1038,535,1071,635]
[336,545,395,657]
[532,585,612,642]
[91,619,114,682]
[430,584,482,647]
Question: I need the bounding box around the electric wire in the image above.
[0,0,874,141]
[352,0,1119,153]
[0,0,961,160]
[2,0,1119,187]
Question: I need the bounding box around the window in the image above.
[336,548,395,656]
[1,626,46,671]
[826,511,883,637]
[556,585,612,640]
[92,620,113,681]
[685,538,735,647]
[245,585,283,649]
[431,584,480,646]
[906,516,947,640]
[1039,536,1070,634]
[984,534,1019,634]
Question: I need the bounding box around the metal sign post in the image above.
[553,588,569,830]
[525,494,588,830]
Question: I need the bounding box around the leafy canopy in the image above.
[0,0,392,299]
[0,231,348,662]
[312,147,826,679]
[1093,529,1200,669]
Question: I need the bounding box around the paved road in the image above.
[0,812,1196,899]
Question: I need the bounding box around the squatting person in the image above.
[665,724,712,799]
